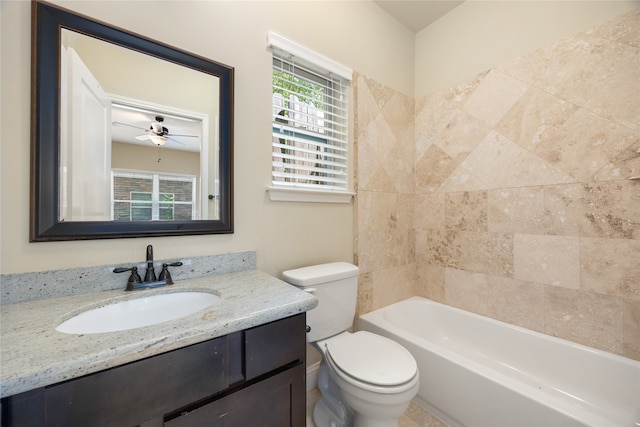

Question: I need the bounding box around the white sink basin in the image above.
[56,291,220,334]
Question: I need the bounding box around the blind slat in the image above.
[272,129,348,153]
[271,45,349,191]
[272,171,348,185]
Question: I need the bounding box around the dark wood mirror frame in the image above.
[30,0,234,241]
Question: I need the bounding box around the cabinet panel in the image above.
[45,336,228,427]
[165,363,306,427]
[245,313,305,380]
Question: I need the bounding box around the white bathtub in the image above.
[358,296,640,427]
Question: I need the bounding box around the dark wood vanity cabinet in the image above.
[1,314,306,427]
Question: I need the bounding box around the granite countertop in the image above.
[0,270,317,398]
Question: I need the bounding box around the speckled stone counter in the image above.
[0,270,317,398]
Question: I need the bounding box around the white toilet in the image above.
[282,262,419,427]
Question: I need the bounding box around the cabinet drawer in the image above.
[165,362,306,427]
[44,336,228,427]
[244,313,305,380]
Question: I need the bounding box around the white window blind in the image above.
[269,34,351,195]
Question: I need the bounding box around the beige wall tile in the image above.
[354,74,383,139]
[415,192,445,231]
[545,286,624,354]
[418,228,459,268]
[487,276,545,333]
[358,117,398,192]
[357,191,414,273]
[543,182,639,239]
[488,187,546,234]
[580,182,638,239]
[514,234,580,289]
[496,89,637,181]
[547,108,637,181]
[458,231,514,277]
[586,9,640,48]
[593,139,640,182]
[542,183,586,236]
[433,110,489,159]
[445,191,488,232]
[462,69,529,127]
[425,229,514,277]
[371,264,416,311]
[531,34,637,115]
[495,87,579,153]
[439,131,575,192]
[445,268,489,316]
[581,237,640,300]
[382,91,415,141]
[415,144,462,194]
[414,104,453,161]
[416,264,446,303]
[622,180,640,240]
[356,271,374,318]
[623,299,640,360]
[356,74,415,194]
[583,49,640,130]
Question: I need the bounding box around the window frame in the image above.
[267,32,354,204]
[112,170,197,221]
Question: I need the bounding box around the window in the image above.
[112,171,196,221]
[129,192,176,221]
[268,32,353,203]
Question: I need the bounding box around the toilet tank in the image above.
[282,262,359,343]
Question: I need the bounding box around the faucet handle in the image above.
[113,266,143,291]
[158,262,183,285]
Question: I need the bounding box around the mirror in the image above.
[31,0,234,241]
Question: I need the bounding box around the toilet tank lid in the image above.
[282,262,359,287]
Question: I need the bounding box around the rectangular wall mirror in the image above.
[31,0,234,241]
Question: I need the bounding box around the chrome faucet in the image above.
[113,245,183,291]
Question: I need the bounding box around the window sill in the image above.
[266,186,354,203]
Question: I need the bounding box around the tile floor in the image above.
[306,388,448,427]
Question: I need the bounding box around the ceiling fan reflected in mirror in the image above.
[113,116,198,147]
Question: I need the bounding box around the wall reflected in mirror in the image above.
[59,29,220,222]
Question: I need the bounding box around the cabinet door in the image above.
[245,313,306,380]
[165,363,306,427]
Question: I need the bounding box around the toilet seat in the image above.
[325,331,417,393]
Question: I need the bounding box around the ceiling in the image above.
[374,0,465,33]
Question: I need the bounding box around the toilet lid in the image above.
[326,331,417,386]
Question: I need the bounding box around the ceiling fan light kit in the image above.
[113,114,196,147]
[149,134,167,146]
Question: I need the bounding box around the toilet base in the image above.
[353,414,400,427]
[313,359,354,427]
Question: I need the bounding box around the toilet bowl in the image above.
[282,262,419,427]
[316,331,419,427]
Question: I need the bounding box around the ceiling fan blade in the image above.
[166,136,186,146]
[166,133,199,138]
[112,121,148,131]
[135,134,151,141]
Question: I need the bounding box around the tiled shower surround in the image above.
[354,10,639,361]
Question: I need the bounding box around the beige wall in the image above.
[0,1,413,276]
[415,0,639,98]
[112,143,200,175]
